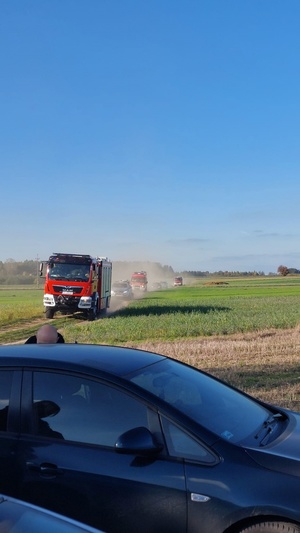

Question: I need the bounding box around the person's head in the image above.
[36,325,59,344]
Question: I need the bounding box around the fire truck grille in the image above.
[53,286,83,295]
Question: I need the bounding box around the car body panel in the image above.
[245,410,300,475]
[19,439,186,532]
[1,344,300,532]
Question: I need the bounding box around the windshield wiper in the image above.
[255,413,285,446]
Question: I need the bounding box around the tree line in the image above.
[0,260,176,286]
[0,259,289,286]
[0,260,40,285]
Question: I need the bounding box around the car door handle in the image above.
[26,462,64,478]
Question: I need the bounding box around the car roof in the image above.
[0,344,165,377]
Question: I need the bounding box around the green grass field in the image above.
[1,277,300,345]
[0,288,43,321]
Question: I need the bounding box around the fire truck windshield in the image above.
[48,263,90,281]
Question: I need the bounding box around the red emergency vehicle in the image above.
[173,276,183,287]
[40,253,112,320]
[130,271,148,293]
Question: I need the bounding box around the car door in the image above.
[0,369,22,497]
[17,370,187,533]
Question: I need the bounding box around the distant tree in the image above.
[288,268,300,275]
[277,265,289,276]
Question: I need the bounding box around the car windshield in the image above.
[113,282,128,289]
[128,359,271,444]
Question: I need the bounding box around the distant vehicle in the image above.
[173,276,183,286]
[40,253,112,321]
[150,282,162,291]
[130,271,148,293]
[160,281,168,289]
[0,493,102,533]
[111,280,133,300]
[2,344,300,532]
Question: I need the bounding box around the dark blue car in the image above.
[0,343,300,533]
[0,493,103,532]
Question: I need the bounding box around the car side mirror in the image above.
[115,427,163,456]
[34,400,60,418]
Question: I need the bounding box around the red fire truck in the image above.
[130,271,148,293]
[40,253,112,320]
[173,276,183,287]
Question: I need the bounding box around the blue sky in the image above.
[1,0,300,273]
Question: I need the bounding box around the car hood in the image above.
[245,410,300,476]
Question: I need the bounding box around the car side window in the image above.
[32,372,150,446]
[161,417,217,464]
[0,371,13,432]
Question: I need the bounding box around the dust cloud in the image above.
[111,261,176,290]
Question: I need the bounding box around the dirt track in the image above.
[2,298,130,345]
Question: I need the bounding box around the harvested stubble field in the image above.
[134,327,300,411]
[1,277,300,410]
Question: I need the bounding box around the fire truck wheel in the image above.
[45,309,54,319]
[88,312,95,321]
[87,307,97,321]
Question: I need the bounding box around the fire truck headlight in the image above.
[78,297,92,309]
[43,294,55,306]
